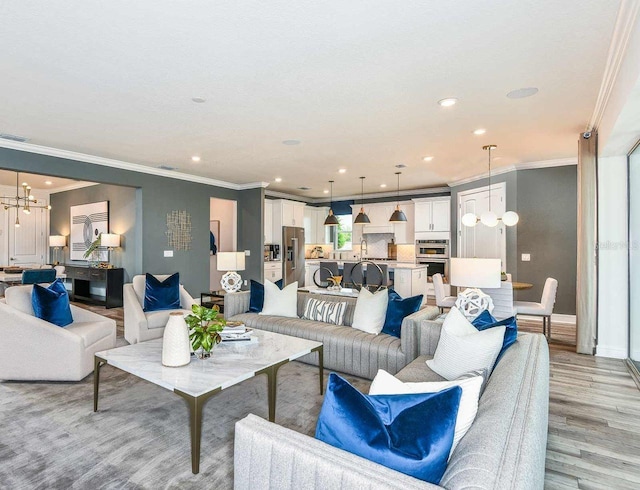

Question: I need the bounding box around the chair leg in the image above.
[547,316,551,340]
[542,316,546,336]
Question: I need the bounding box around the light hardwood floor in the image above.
[75,302,640,489]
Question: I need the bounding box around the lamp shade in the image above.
[101,233,120,248]
[217,251,245,272]
[449,258,501,288]
[49,235,66,247]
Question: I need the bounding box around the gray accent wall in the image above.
[0,148,263,295]
[517,166,577,315]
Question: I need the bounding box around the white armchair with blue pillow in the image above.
[123,273,196,345]
[0,283,116,381]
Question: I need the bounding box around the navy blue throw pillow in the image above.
[315,373,461,484]
[381,288,423,338]
[249,279,283,312]
[32,279,73,327]
[472,310,518,361]
[144,273,181,312]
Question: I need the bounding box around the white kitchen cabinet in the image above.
[304,207,330,244]
[351,202,414,244]
[392,201,415,244]
[392,266,428,303]
[413,198,450,232]
[362,204,394,234]
[264,200,273,244]
[264,261,282,283]
[271,199,307,248]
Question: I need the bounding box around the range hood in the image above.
[362,225,394,234]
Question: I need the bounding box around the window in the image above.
[335,215,352,250]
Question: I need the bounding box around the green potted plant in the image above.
[185,304,226,359]
[83,233,102,266]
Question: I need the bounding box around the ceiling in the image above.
[0,170,81,191]
[0,0,622,198]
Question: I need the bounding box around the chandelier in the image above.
[1,172,52,227]
[461,145,519,227]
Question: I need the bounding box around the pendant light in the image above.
[461,145,519,227]
[324,180,339,226]
[353,176,370,224]
[389,171,407,222]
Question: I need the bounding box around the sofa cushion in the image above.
[66,321,112,347]
[381,289,423,338]
[5,284,38,316]
[302,298,348,326]
[249,279,283,312]
[352,288,388,335]
[32,279,73,327]
[144,272,181,312]
[145,309,191,329]
[426,307,505,380]
[472,310,518,363]
[296,292,357,327]
[260,280,298,318]
[316,373,461,484]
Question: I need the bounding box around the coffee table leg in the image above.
[312,345,324,395]
[175,388,220,474]
[93,356,107,412]
[258,360,288,423]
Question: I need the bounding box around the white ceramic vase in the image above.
[162,312,191,367]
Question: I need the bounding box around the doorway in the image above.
[457,182,507,269]
[210,198,237,291]
[629,141,640,375]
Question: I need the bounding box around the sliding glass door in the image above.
[629,141,640,373]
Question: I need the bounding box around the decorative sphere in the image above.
[502,211,519,226]
[461,213,478,227]
[480,211,498,227]
[454,288,494,319]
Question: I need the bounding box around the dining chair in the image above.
[433,273,456,314]
[364,263,388,292]
[21,268,56,285]
[481,281,515,320]
[514,277,558,339]
[342,262,361,288]
[314,262,339,288]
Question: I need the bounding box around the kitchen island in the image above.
[304,259,428,301]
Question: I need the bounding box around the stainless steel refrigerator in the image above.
[282,226,305,287]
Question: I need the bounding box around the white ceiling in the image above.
[0,0,622,198]
[0,170,80,191]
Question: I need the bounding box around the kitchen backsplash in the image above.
[305,243,334,258]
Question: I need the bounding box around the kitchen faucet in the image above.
[360,237,368,260]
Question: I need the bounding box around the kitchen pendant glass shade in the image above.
[461,213,478,227]
[480,211,499,227]
[502,211,519,227]
[354,208,371,224]
[389,205,407,222]
[324,209,339,226]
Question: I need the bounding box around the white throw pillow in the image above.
[351,287,389,335]
[369,369,483,457]
[259,280,298,318]
[426,307,505,380]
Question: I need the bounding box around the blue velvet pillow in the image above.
[143,273,181,312]
[315,373,461,484]
[249,279,283,312]
[381,288,423,338]
[32,279,73,327]
[472,310,518,361]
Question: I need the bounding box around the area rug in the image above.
[0,360,371,489]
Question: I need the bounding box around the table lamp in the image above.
[49,235,66,265]
[217,251,245,293]
[449,258,501,289]
[101,233,121,251]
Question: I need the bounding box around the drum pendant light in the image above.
[389,171,407,222]
[354,176,371,224]
[324,180,339,226]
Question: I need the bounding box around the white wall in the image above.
[597,155,629,358]
[209,198,237,290]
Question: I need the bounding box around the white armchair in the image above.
[0,285,116,381]
[124,274,196,345]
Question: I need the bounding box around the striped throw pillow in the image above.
[302,298,347,326]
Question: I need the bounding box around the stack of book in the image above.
[221,322,252,342]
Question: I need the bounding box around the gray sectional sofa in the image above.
[233,317,550,490]
[224,290,440,379]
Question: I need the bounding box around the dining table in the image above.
[511,281,533,290]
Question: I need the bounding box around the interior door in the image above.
[8,207,46,265]
[458,184,507,269]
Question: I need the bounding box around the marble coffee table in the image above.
[93,330,323,474]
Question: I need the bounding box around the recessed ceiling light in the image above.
[44,180,52,185]
[275,177,282,183]
[191,97,206,103]
[507,87,538,99]
[473,129,487,135]
[323,189,329,194]
[191,156,201,162]
[395,164,407,168]
[380,184,387,188]
[438,98,458,107]
[338,168,347,174]
[423,156,434,162]
[282,140,301,146]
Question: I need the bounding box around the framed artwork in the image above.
[70,201,109,261]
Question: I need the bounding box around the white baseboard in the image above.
[517,314,576,324]
[596,345,628,359]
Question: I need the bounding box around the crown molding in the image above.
[588,0,640,131]
[447,157,577,187]
[0,140,266,191]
